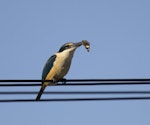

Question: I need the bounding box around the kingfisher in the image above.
[36,40,90,100]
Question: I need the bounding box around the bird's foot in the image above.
[61,78,67,84]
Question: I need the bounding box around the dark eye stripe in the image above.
[65,45,70,48]
[58,43,74,52]
[58,45,70,52]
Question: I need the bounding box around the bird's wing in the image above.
[42,55,56,80]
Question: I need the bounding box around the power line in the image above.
[0,79,150,82]
[0,97,150,103]
[0,91,150,95]
[0,79,150,86]
[0,79,150,103]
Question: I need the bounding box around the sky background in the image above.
[0,0,150,125]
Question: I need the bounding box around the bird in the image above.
[36,40,90,100]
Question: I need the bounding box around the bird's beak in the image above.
[74,42,82,48]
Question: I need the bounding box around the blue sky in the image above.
[0,0,150,125]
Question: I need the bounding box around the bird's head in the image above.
[58,40,90,53]
[58,42,82,53]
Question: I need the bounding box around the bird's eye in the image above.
[65,45,70,49]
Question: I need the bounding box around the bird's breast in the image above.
[52,52,74,80]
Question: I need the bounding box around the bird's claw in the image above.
[61,78,67,84]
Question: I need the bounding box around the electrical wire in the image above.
[0,79,150,102]
[0,79,150,82]
[0,97,150,103]
[0,79,150,86]
[0,91,150,95]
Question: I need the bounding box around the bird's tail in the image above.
[36,85,46,101]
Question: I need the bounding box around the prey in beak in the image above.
[74,40,90,52]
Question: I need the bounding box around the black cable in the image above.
[0,83,150,87]
[0,79,150,82]
[0,97,150,102]
[0,91,150,95]
[0,79,150,86]
[0,79,149,103]
[0,83,41,87]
